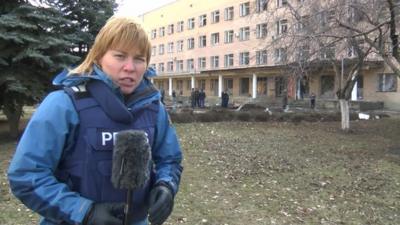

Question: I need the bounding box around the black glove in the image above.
[83,202,124,225]
[148,183,174,225]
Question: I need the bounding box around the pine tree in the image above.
[0,1,80,138]
[46,0,117,58]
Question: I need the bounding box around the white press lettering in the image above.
[102,132,113,146]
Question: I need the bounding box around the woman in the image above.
[8,16,183,225]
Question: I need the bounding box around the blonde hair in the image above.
[70,16,152,75]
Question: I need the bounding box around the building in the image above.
[139,0,400,110]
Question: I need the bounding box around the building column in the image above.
[191,76,195,89]
[351,81,358,100]
[169,77,173,96]
[218,75,223,97]
[150,78,154,83]
[252,73,257,99]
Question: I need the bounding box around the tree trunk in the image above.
[339,99,350,131]
[3,104,23,139]
[382,55,400,77]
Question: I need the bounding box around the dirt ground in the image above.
[1,118,400,225]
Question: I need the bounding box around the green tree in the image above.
[45,0,117,58]
[0,1,80,138]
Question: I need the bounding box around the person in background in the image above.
[198,89,206,108]
[310,92,316,109]
[194,88,200,108]
[8,16,183,225]
[190,88,196,108]
[160,88,165,104]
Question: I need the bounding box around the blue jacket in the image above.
[7,66,183,224]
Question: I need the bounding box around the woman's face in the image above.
[98,48,147,95]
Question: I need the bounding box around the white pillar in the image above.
[252,73,257,99]
[351,81,358,100]
[169,77,173,96]
[191,76,195,89]
[150,78,154,83]
[218,75,223,97]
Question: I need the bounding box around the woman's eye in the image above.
[115,54,125,59]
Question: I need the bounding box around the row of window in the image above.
[150,44,356,73]
[150,0,276,39]
[151,23,274,55]
[149,50,283,73]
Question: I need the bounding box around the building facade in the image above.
[139,0,400,110]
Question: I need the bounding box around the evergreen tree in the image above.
[46,0,117,58]
[0,1,80,138]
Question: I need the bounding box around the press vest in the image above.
[55,80,159,222]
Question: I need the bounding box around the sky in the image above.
[116,0,176,17]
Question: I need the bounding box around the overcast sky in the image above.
[116,0,176,16]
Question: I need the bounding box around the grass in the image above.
[1,118,400,224]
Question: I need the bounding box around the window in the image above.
[274,48,287,63]
[187,59,194,71]
[348,7,363,23]
[167,42,174,53]
[224,6,234,20]
[198,79,206,90]
[159,27,165,37]
[167,24,174,35]
[177,40,184,52]
[158,44,164,55]
[151,29,157,39]
[176,80,183,92]
[240,78,250,95]
[239,27,250,41]
[378,74,397,92]
[320,75,335,98]
[239,52,250,65]
[224,30,234,43]
[277,19,288,35]
[167,61,174,72]
[151,46,156,56]
[199,35,207,48]
[224,78,233,93]
[211,32,220,45]
[295,15,309,32]
[211,56,219,68]
[256,23,268,38]
[158,63,164,73]
[198,57,206,69]
[275,76,287,97]
[188,18,195,30]
[347,46,356,57]
[256,50,268,65]
[277,0,288,7]
[240,2,250,17]
[319,10,335,27]
[211,10,220,23]
[321,46,335,59]
[211,79,218,95]
[177,21,184,32]
[257,77,268,95]
[224,54,234,67]
[256,0,268,12]
[297,45,310,60]
[199,14,207,27]
[176,60,183,72]
[187,38,195,49]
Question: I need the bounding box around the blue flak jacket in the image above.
[7,66,183,225]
